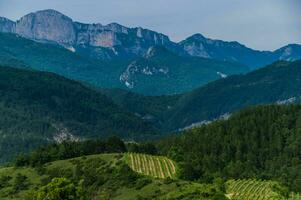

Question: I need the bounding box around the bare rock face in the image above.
[0,9,178,59]
[74,23,122,47]
[2,9,300,64]
[15,9,76,46]
[120,59,169,89]
[0,17,16,33]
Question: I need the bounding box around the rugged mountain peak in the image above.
[36,9,67,16]
[274,44,301,61]
[186,33,207,41]
[16,9,76,46]
[0,17,16,33]
[0,9,300,65]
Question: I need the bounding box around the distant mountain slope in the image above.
[179,34,301,69]
[119,46,249,95]
[0,33,248,95]
[103,60,301,131]
[0,32,127,89]
[1,9,300,67]
[166,60,301,130]
[0,66,155,163]
[0,9,181,60]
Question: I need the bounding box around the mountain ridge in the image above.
[1,9,300,67]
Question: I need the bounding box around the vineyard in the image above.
[125,153,176,179]
[226,179,284,199]
[226,179,301,200]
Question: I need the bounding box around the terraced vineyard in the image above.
[226,179,286,200]
[125,153,176,179]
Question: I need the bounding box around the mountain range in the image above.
[1,9,301,69]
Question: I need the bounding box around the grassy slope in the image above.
[0,154,223,200]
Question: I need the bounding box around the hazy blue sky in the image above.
[0,0,300,50]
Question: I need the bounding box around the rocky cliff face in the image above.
[16,10,76,47]
[74,21,174,57]
[0,9,300,65]
[179,34,301,69]
[0,17,15,33]
[1,9,176,59]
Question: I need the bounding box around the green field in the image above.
[125,153,176,179]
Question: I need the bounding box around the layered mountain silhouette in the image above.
[0,32,248,95]
[103,60,301,130]
[0,9,300,68]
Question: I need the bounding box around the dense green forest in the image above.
[0,66,156,163]
[157,104,301,192]
[2,59,301,164]
[99,88,180,129]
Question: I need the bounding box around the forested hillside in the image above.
[0,66,155,163]
[0,32,127,88]
[118,46,248,95]
[157,105,301,192]
[0,33,249,95]
[165,60,301,130]
[101,60,301,131]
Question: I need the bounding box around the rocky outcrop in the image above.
[3,9,176,59]
[16,9,76,46]
[0,17,15,33]
[0,9,300,65]
[120,58,169,89]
